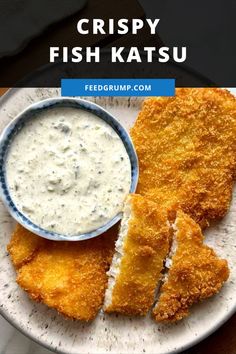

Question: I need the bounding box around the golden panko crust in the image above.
[153,211,229,322]
[131,88,236,227]
[8,224,117,321]
[105,194,171,316]
[7,224,46,269]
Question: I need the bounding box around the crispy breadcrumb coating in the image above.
[153,211,229,322]
[8,224,117,321]
[7,88,233,323]
[131,88,236,227]
[7,224,46,269]
[104,194,171,316]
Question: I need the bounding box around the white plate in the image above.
[0,88,236,354]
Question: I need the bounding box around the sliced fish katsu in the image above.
[153,211,229,322]
[8,224,117,321]
[131,88,236,227]
[104,194,171,316]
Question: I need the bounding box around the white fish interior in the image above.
[104,196,132,309]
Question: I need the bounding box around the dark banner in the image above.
[0,0,235,87]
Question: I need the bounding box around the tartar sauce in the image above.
[6,107,131,235]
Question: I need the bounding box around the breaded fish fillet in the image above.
[8,224,116,321]
[153,211,229,322]
[104,194,171,316]
[8,224,46,268]
[131,88,236,227]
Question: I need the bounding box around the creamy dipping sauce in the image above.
[6,107,131,235]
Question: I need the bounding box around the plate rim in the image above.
[0,300,236,354]
[0,87,236,354]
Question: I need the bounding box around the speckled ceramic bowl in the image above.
[0,97,139,241]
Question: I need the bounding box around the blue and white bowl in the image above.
[0,97,139,241]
